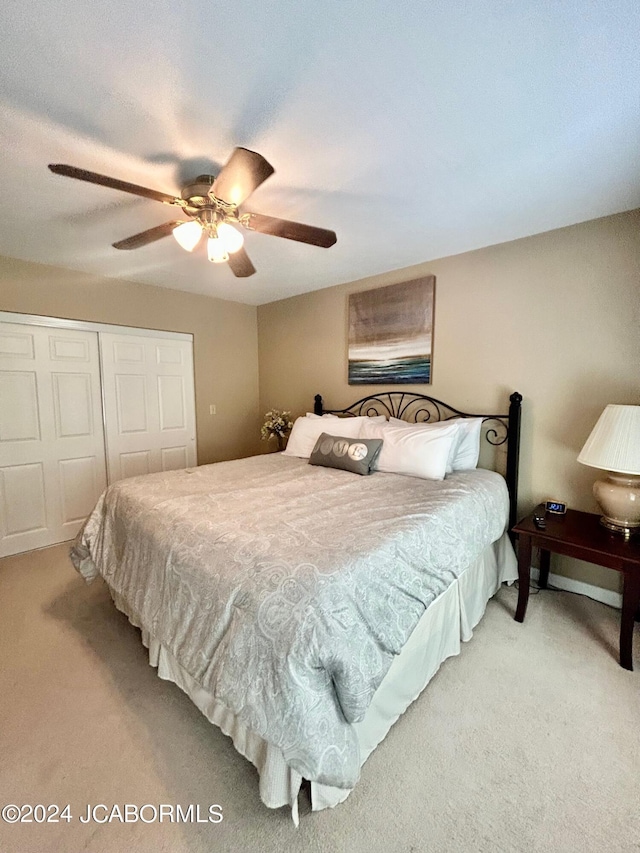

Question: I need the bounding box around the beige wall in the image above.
[0,255,260,463]
[2,211,639,591]
[258,209,640,592]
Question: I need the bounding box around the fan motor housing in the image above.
[181,174,217,205]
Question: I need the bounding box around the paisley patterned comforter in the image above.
[71,453,509,788]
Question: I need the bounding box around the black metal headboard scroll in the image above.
[314,391,523,532]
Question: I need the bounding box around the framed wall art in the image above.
[348,275,435,384]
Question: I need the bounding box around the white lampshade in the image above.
[172,220,203,252]
[578,405,640,475]
[217,222,244,253]
[207,235,229,263]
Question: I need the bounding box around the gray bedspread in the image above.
[71,453,509,788]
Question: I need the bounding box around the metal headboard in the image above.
[313,391,523,532]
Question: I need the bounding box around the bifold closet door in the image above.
[0,323,107,557]
[100,333,197,482]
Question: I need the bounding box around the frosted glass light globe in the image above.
[207,236,229,263]
[172,220,203,252]
[217,222,244,254]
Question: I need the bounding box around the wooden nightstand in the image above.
[512,508,640,670]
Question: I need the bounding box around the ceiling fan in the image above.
[48,148,337,278]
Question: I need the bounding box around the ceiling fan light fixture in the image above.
[49,149,337,280]
[217,222,244,254]
[207,235,229,264]
[172,220,203,252]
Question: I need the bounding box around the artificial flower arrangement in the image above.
[261,409,293,449]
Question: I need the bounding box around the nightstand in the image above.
[512,508,640,670]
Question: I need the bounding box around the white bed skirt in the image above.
[108,533,517,823]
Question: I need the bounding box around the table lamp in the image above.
[577,404,640,537]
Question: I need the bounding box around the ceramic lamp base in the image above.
[593,473,640,539]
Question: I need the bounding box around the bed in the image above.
[71,390,523,823]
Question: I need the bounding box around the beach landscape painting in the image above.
[348,276,435,384]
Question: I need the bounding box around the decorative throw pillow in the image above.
[308,433,383,475]
[359,419,459,480]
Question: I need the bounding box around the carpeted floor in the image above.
[1,543,639,853]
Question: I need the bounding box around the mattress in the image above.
[71,453,513,795]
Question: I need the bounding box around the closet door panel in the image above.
[52,372,95,438]
[58,456,102,525]
[161,446,188,471]
[100,333,196,483]
[0,323,107,556]
[114,374,149,434]
[120,451,151,479]
[158,375,187,431]
[0,463,47,536]
[0,371,41,441]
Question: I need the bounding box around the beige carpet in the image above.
[1,544,639,853]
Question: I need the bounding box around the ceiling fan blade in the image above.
[48,164,183,206]
[112,220,185,250]
[244,212,337,248]
[211,148,274,207]
[227,247,256,277]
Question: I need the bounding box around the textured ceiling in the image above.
[1,1,638,305]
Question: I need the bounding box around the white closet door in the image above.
[100,333,197,482]
[0,324,107,557]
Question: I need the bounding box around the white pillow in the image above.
[284,416,385,458]
[448,417,483,471]
[307,412,387,421]
[358,419,386,440]
[391,417,428,427]
[359,420,459,480]
[389,416,483,472]
[388,417,459,474]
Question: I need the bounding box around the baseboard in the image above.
[530,567,622,610]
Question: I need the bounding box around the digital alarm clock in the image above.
[545,500,567,515]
